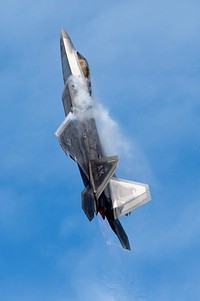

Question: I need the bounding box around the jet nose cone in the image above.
[60,28,69,39]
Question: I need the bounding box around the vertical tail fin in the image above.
[81,187,95,221]
[89,156,118,199]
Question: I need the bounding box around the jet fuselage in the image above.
[56,29,151,250]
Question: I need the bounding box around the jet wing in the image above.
[55,112,89,177]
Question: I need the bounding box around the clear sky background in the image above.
[0,0,200,300]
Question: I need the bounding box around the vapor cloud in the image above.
[93,101,130,158]
[69,75,151,181]
[69,77,130,158]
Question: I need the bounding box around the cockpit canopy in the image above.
[77,52,90,80]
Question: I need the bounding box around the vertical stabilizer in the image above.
[81,187,95,221]
[89,156,118,199]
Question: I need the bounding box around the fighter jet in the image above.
[55,28,151,250]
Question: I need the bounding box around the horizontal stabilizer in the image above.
[108,218,131,250]
[81,187,95,221]
[89,156,118,199]
[110,178,151,219]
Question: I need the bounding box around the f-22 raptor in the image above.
[55,29,151,250]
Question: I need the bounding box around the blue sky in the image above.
[0,0,200,300]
